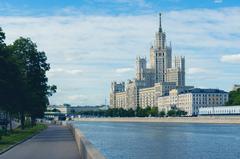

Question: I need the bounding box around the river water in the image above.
[74,121,240,159]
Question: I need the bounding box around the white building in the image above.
[199,106,240,115]
[158,88,228,116]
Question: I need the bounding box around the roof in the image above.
[185,88,228,94]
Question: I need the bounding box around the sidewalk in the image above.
[0,125,80,159]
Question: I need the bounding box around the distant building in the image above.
[158,88,228,116]
[47,105,71,114]
[46,105,109,116]
[139,87,155,108]
[199,106,240,116]
[139,82,177,108]
[233,84,240,91]
[165,56,185,87]
[110,13,187,110]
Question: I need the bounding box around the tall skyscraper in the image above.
[150,13,172,83]
[110,13,186,109]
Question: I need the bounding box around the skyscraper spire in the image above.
[159,13,162,32]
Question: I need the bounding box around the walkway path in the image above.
[0,125,80,159]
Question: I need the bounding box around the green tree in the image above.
[145,106,152,117]
[167,109,176,117]
[150,107,159,117]
[167,108,187,117]
[159,110,166,117]
[12,37,56,127]
[136,106,146,117]
[0,28,28,130]
[127,108,135,117]
[226,89,240,106]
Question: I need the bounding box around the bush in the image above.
[167,108,187,117]
[159,111,166,117]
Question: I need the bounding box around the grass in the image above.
[0,123,47,152]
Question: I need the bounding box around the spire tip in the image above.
[159,12,162,32]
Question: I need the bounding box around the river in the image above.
[74,121,240,159]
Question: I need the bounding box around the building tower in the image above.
[136,57,147,80]
[150,13,172,83]
[174,56,185,87]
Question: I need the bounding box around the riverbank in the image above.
[74,116,240,124]
[0,124,47,153]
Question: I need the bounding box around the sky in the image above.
[0,0,240,105]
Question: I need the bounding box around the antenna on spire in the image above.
[159,13,162,32]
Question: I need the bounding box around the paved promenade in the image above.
[0,125,80,159]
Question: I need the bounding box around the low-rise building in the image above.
[199,106,240,115]
[46,105,109,115]
[47,105,71,114]
[139,82,177,108]
[158,88,228,116]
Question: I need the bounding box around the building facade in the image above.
[109,13,229,112]
[199,106,240,115]
[139,87,155,108]
[158,88,228,116]
[165,56,185,87]
[110,13,187,110]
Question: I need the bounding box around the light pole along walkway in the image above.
[0,125,80,159]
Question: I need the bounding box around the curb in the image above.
[0,125,48,155]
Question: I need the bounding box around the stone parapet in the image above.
[68,123,106,159]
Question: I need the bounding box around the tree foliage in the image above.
[226,88,240,106]
[167,108,187,117]
[0,28,56,130]
[75,107,165,117]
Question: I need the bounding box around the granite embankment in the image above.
[74,116,240,124]
[68,124,106,159]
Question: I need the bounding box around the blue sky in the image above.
[1,0,240,105]
[1,0,240,16]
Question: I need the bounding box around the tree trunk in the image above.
[20,112,25,130]
[31,116,36,127]
[9,113,13,132]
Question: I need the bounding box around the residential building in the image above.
[158,88,228,116]
[139,87,155,108]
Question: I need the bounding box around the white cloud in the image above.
[67,95,87,101]
[221,54,240,63]
[48,68,83,76]
[187,68,209,74]
[213,0,223,3]
[116,68,134,73]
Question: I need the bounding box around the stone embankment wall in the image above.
[68,124,106,159]
[74,116,240,124]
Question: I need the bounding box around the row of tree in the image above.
[75,106,187,117]
[226,88,240,106]
[0,27,56,130]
